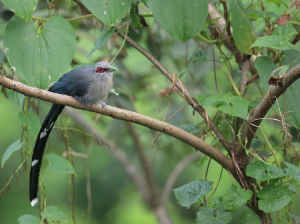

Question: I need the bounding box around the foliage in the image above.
[0,0,300,224]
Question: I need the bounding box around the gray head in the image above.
[94,61,118,74]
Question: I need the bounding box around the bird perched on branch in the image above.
[29,61,117,207]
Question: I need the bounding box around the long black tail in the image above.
[29,104,65,206]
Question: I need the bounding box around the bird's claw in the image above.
[98,100,107,111]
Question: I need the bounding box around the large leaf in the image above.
[89,25,116,57]
[222,184,253,211]
[278,49,300,129]
[18,215,40,224]
[251,24,297,51]
[4,15,76,89]
[147,0,208,42]
[246,161,286,181]
[173,180,213,209]
[81,0,132,26]
[257,184,292,213]
[237,210,261,224]
[254,56,277,92]
[5,89,25,109]
[228,0,255,54]
[196,207,233,224]
[41,206,67,222]
[1,139,23,168]
[45,154,75,174]
[201,93,250,119]
[1,0,38,22]
[18,112,41,138]
[284,161,300,184]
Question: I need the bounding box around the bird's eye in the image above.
[96,67,105,73]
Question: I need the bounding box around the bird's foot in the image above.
[98,100,107,111]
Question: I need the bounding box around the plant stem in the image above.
[32,14,95,22]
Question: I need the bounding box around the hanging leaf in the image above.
[89,25,116,57]
[228,0,255,54]
[40,206,67,222]
[18,112,41,138]
[257,184,292,213]
[4,16,76,89]
[222,184,253,211]
[81,0,132,26]
[45,154,75,174]
[246,161,286,181]
[5,89,25,109]
[196,206,233,224]
[1,0,39,22]
[173,180,213,208]
[18,215,40,224]
[1,139,23,168]
[147,0,208,42]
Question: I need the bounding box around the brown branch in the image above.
[160,152,202,205]
[236,64,300,168]
[64,107,151,203]
[0,74,236,176]
[115,28,233,156]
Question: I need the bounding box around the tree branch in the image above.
[115,28,233,156]
[236,64,300,166]
[0,74,236,175]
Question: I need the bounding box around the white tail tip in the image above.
[31,198,38,207]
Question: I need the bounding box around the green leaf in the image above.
[0,24,7,37]
[237,210,261,224]
[147,0,208,42]
[196,207,233,224]
[250,36,294,51]
[2,139,23,168]
[130,3,148,28]
[18,215,40,224]
[254,56,277,92]
[285,182,300,197]
[173,180,213,208]
[284,161,300,184]
[45,154,75,174]
[81,0,132,26]
[176,123,201,135]
[278,49,300,129]
[1,0,38,22]
[89,25,116,57]
[180,49,207,78]
[5,89,25,109]
[273,23,298,42]
[201,94,250,119]
[18,112,41,137]
[246,161,286,181]
[41,206,67,222]
[196,93,210,102]
[222,184,253,211]
[251,24,297,51]
[4,15,76,89]
[257,184,292,213]
[228,0,255,54]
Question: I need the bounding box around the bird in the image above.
[29,61,117,207]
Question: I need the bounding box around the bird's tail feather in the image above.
[29,104,65,206]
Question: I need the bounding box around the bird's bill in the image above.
[109,66,118,72]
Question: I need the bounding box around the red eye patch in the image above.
[96,67,110,73]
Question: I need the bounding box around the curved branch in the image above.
[237,64,300,161]
[0,74,235,175]
[115,28,233,156]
